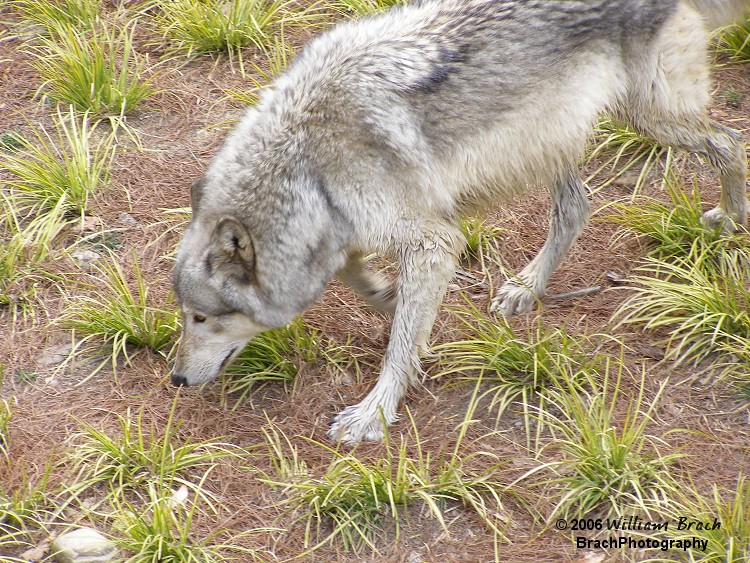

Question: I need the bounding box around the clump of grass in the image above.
[0,466,53,553]
[222,319,355,404]
[113,482,266,563]
[538,365,682,520]
[0,108,115,222]
[435,302,601,439]
[586,117,674,196]
[606,177,730,262]
[261,420,309,484]
[224,319,318,383]
[263,406,509,554]
[720,16,750,61]
[0,194,68,321]
[460,216,503,264]
[643,476,750,562]
[334,0,407,17]
[12,0,100,34]
[28,21,153,117]
[66,400,244,505]
[614,245,750,368]
[225,34,294,105]
[154,0,309,67]
[57,254,180,381]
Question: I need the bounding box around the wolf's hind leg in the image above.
[491,166,590,316]
[619,4,748,230]
[337,252,397,315]
[629,117,748,231]
[329,236,457,444]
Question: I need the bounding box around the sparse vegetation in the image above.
[460,216,504,264]
[649,475,750,562]
[0,0,747,560]
[720,15,750,61]
[262,406,509,554]
[222,319,324,403]
[607,176,730,261]
[586,117,674,195]
[153,0,311,68]
[0,399,10,460]
[113,483,264,563]
[334,0,407,17]
[66,400,244,505]
[11,0,100,34]
[0,108,115,221]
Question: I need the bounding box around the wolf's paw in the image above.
[702,207,744,234]
[327,403,395,445]
[490,279,539,317]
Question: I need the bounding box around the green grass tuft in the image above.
[28,21,153,117]
[538,365,683,520]
[262,405,509,554]
[58,254,180,381]
[222,319,356,405]
[0,108,114,222]
[720,16,750,61]
[459,216,504,264]
[614,245,750,368]
[153,0,311,68]
[642,475,750,562]
[606,177,731,262]
[0,399,11,460]
[66,400,244,506]
[435,301,602,440]
[113,481,266,562]
[334,0,407,17]
[12,0,100,34]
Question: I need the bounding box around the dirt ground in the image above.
[1,4,749,562]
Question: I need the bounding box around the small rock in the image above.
[19,540,49,562]
[51,527,118,563]
[80,216,104,233]
[37,343,73,370]
[70,249,101,270]
[115,211,138,227]
[605,270,627,286]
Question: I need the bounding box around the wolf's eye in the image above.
[193,314,207,323]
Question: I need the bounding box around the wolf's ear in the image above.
[208,216,255,280]
[191,177,205,215]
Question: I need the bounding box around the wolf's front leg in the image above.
[328,239,457,444]
[491,166,589,316]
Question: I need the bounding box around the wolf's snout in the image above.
[171,374,189,387]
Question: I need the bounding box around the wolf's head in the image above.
[171,167,351,387]
[171,207,268,387]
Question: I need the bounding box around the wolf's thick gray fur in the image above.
[172,0,749,444]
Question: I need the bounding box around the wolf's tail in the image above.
[687,0,749,28]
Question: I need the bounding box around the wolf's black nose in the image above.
[171,374,188,387]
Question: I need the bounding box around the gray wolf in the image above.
[172,0,749,444]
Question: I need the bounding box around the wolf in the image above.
[172,0,749,444]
